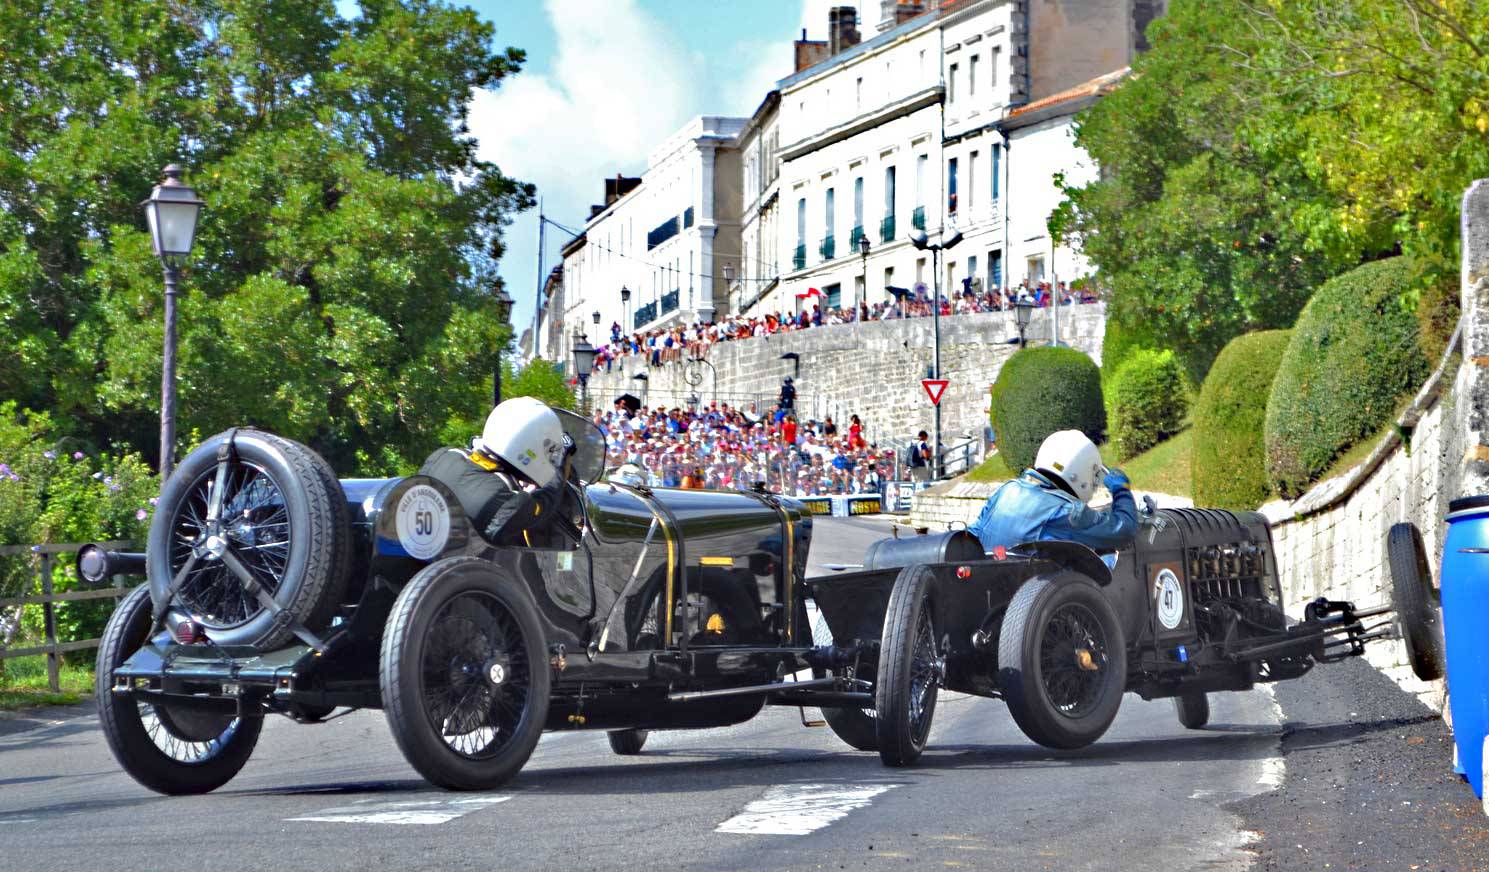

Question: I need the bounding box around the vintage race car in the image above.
[83,417,1441,793]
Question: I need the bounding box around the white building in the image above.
[561,116,745,347]
[732,92,783,315]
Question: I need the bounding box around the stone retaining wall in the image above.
[585,305,1106,451]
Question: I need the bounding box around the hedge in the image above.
[1192,330,1290,509]
[1108,349,1188,461]
[1264,257,1431,498]
[991,346,1106,473]
[1100,315,1157,385]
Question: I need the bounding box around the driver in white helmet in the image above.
[967,429,1137,552]
[418,396,576,544]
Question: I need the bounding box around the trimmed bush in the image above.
[1192,330,1290,509]
[1100,315,1158,385]
[990,346,1106,473]
[1265,257,1432,497]
[1108,349,1188,461]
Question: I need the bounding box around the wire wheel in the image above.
[906,607,938,740]
[167,461,290,629]
[421,591,532,760]
[141,702,243,763]
[1038,602,1111,720]
[876,564,940,766]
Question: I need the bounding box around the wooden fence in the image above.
[0,541,139,692]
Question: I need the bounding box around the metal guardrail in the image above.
[0,541,138,692]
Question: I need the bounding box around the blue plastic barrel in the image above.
[1442,495,1489,799]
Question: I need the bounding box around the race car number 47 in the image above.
[395,484,450,560]
[1154,568,1185,630]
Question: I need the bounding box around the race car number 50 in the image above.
[395,484,451,560]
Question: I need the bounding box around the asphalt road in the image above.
[0,516,1289,872]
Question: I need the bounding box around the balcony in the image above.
[793,243,806,271]
[634,301,657,329]
[849,225,866,253]
[879,215,896,243]
[819,234,835,262]
[661,288,679,315]
[912,206,926,231]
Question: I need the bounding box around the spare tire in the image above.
[146,429,350,649]
[1386,521,1445,682]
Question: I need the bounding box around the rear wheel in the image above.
[95,586,262,795]
[999,573,1127,750]
[1387,522,1445,682]
[607,729,649,755]
[810,608,877,751]
[381,557,550,790]
[875,565,940,766]
[1173,692,1209,729]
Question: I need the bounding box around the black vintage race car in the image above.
[83,418,1442,794]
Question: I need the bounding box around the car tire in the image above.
[1387,521,1445,682]
[146,429,349,650]
[607,729,649,755]
[381,556,551,791]
[875,564,940,766]
[810,609,878,752]
[96,585,262,795]
[1173,692,1209,729]
[999,572,1127,750]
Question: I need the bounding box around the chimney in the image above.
[793,27,829,72]
[828,7,861,56]
[879,0,926,31]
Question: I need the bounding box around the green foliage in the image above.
[1192,330,1291,509]
[1417,269,1461,365]
[0,0,535,475]
[1099,315,1158,384]
[990,347,1106,473]
[1108,349,1188,461]
[1265,258,1432,497]
[0,402,156,648]
[507,359,576,412]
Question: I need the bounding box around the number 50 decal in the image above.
[396,484,451,560]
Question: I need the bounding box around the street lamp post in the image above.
[910,227,963,481]
[1014,298,1034,348]
[722,263,734,312]
[492,286,513,407]
[857,235,871,314]
[141,164,204,482]
[572,332,596,414]
[620,285,631,333]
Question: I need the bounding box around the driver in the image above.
[967,430,1137,553]
[418,397,575,545]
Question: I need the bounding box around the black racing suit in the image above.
[418,447,570,545]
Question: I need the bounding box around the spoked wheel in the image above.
[1173,692,1210,729]
[381,557,550,790]
[999,573,1127,750]
[96,586,262,795]
[147,430,348,649]
[607,729,649,755]
[875,565,940,766]
[811,608,878,752]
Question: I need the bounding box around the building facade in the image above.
[732,91,783,315]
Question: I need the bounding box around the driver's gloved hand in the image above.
[1103,467,1131,492]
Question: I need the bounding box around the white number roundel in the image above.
[395,484,450,560]
[1155,568,1185,630]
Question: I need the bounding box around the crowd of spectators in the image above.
[595,400,895,497]
[591,279,1099,372]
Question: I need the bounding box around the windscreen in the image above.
[554,409,607,484]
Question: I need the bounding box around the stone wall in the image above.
[585,304,1106,451]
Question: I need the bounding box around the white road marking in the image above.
[287,795,512,825]
[716,783,901,836]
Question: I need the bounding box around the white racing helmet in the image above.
[1034,429,1104,504]
[473,397,565,486]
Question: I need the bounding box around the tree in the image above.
[0,0,535,474]
[506,359,577,412]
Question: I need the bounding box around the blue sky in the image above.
[457,0,845,338]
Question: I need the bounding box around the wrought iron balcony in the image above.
[912,206,926,231]
[849,225,866,252]
[793,243,806,271]
[661,289,679,315]
[634,301,657,329]
[879,215,896,243]
[819,234,835,261]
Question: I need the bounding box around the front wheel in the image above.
[875,565,940,766]
[96,586,262,795]
[380,557,551,791]
[999,573,1127,750]
[811,608,878,752]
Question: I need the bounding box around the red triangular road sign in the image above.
[922,378,949,405]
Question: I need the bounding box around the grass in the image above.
[0,654,93,711]
[965,428,1196,499]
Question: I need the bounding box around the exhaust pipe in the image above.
[76,545,146,585]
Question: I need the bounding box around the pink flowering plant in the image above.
[0,402,158,652]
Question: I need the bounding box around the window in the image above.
[968,151,978,212]
[1028,255,1046,283]
[948,63,958,102]
[853,176,864,237]
[969,55,979,97]
[883,165,896,216]
[919,49,926,78]
[856,76,863,109]
[916,257,926,285]
[884,266,894,296]
[967,257,978,294]
[989,249,1003,291]
[915,154,927,206]
[825,283,841,308]
[947,157,958,214]
[825,188,835,238]
[991,144,1001,201]
[854,275,865,306]
[797,198,806,243]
